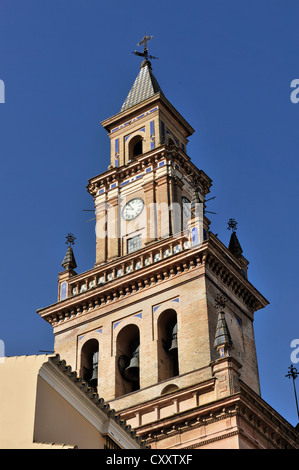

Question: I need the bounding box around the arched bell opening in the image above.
[157,309,179,383]
[115,324,140,398]
[80,338,99,391]
[128,135,143,160]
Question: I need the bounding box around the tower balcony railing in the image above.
[37,227,266,326]
[68,230,199,299]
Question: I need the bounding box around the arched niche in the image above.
[115,324,140,397]
[161,384,179,395]
[157,309,179,382]
[80,338,99,390]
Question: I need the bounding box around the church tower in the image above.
[37,38,299,449]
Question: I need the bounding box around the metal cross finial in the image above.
[214,293,227,310]
[286,364,299,423]
[228,218,238,232]
[137,35,153,50]
[65,233,76,246]
[132,35,159,61]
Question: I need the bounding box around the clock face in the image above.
[122,198,145,221]
[182,196,191,216]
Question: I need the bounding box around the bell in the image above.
[89,351,99,387]
[124,345,140,382]
[168,323,178,354]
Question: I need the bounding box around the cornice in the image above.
[132,386,299,449]
[37,231,268,327]
[238,381,299,445]
[205,233,269,311]
[100,92,194,137]
[86,144,211,198]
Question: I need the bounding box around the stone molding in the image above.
[37,232,267,328]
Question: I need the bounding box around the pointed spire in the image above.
[229,231,243,258]
[214,311,233,357]
[121,35,163,112]
[121,62,163,112]
[62,246,77,271]
[227,218,243,258]
[61,234,77,271]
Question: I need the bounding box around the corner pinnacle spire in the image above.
[214,295,233,357]
[61,233,77,271]
[227,219,243,258]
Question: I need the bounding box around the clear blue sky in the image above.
[0,0,299,428]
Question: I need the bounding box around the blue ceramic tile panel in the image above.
[134,312,142,319]
[192,227,199,245]
[150,120,154,136]
[60,282,67,300]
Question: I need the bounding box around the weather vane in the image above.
[65,233,76,247]
[286,364,299,423]
[227,218,238,232]
[132,35,159,61]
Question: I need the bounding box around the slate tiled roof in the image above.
[121,60,163,112]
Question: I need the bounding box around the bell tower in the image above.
[88,41,207,266]
[37,39,299,449]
